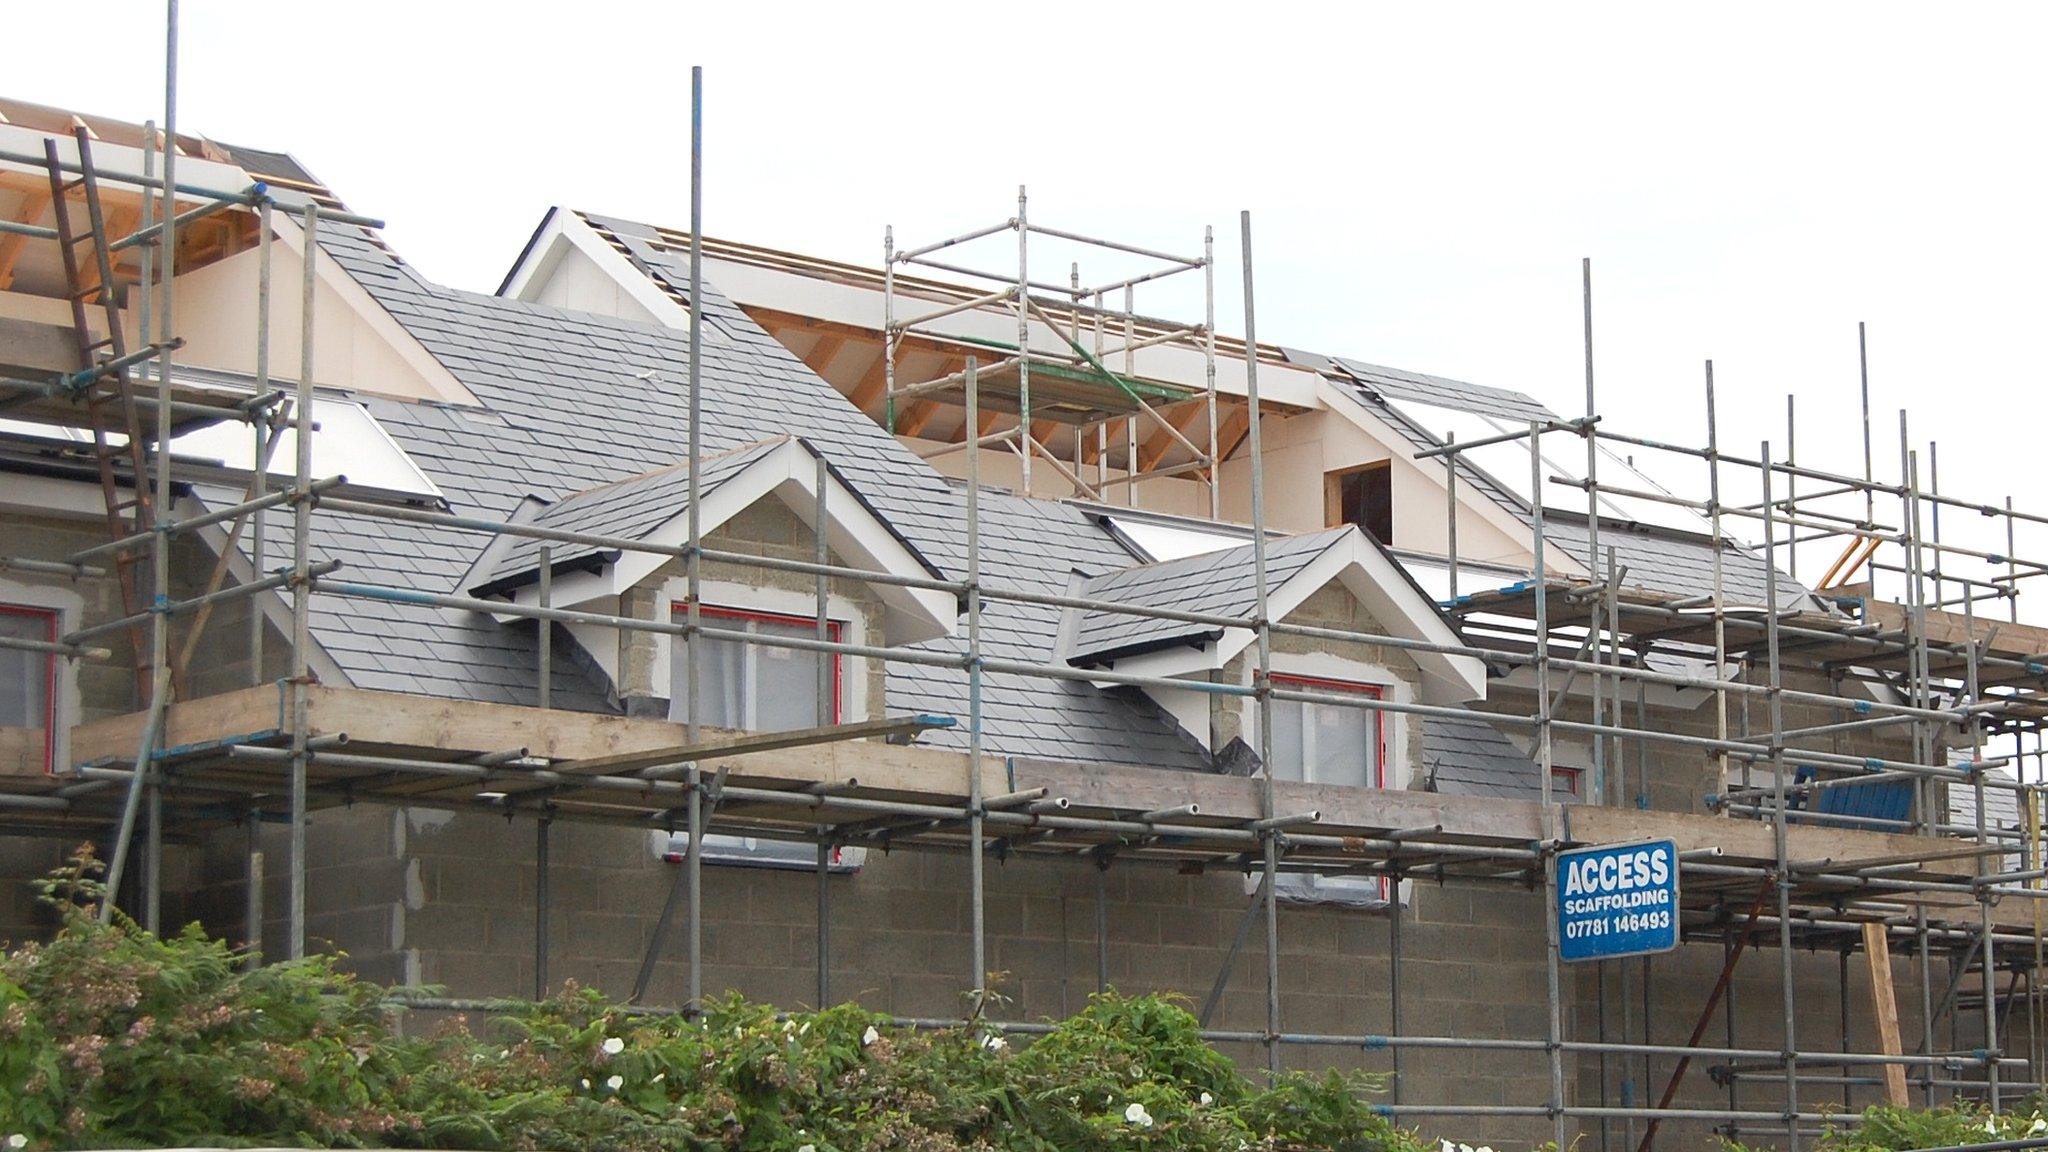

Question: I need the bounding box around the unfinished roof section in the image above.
[1332,356,1557,424]
[1314,352,1827,615]
[1063,525,1488,705]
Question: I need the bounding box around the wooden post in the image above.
[1861,921,1911,1106]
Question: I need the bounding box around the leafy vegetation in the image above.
[0,849,1433,1151]
[1725,1099,2048,1152]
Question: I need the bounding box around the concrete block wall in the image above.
[1484,665,1925,818]
[239,802,1588,1147]
[198,797,1972,1149]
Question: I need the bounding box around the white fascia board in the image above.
[0,471,112,519]
[1092,533,1486,705]
[0,126,252,204]
[1313,377,1585,580]
[504,211,696,330]
[267,213,480,408]
[500,567,612,622]
[1491,660,1713,711]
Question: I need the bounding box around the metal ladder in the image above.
[44,127,156,689]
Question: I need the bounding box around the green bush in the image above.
[1724,1099,2048,1152]
[0,850,1434,1151]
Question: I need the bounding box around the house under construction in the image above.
[1,65,2046,1152]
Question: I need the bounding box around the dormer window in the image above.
[670,604,841,731]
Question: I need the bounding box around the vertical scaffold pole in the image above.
[1706,363,1729,800]
[1445,432,1460,601]
[287,200,317,961]
[815,451,833,1008]
[882,227,895,433]
[250,200,272,685]
[1015,188,1031,496]
[1762,441,1799,1151]
[966,355,987,1007]
[140,119,163,936]
[683,64,705,1012]
[1859,322,1874,527]
[534,814,550,999]
[1966,592,2001,1109]
[100,10,181,926]
[1533,420,1568,1151]
[1204,226,1219,520]
[1240,210,1281,1079]
[1582,258,1604,808]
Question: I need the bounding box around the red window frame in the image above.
[672,603,843,726]
[1551,765,1583,799]
[1268,672,1387,789]
[0,604,58,775]
[1270,671,1394,906]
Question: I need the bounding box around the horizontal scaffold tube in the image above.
[302,575,2013,789]
[304,496,1981,730]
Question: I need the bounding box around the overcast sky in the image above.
[15,2,2048,583]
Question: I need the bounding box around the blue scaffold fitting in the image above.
[1864,758,1884,772]
[2030,663,2048,676]
[1361,1034,1390,1051]
[1853,700,1873,714]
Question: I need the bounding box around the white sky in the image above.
[14,2,2048,597]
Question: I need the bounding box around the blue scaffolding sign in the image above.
[1557,839,1680,962]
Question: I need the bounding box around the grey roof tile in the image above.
[1067,528,1353,664]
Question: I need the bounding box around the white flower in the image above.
[1124,1102,1154,1128]
[606,1074,624,1091]
[498,1048,510,1058]
[797,1145,816,1152]
[861,1025,880,1047]
[580,1078,591,1089]
[982,1032,1007,1052]
[6,1137,25,1151]
[1199,1091,1214,1106]
[652,1072,665,1084]
[601,1036,625,1055]
[2030,1119,2047,1137]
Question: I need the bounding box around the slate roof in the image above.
[1332,356,1557,424]
[485,436,791,585]
[1066,527,1354,665]
[1421,712,1542,801]
[236,220,1211,768]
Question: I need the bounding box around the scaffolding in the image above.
[2,17,2048,1152]
[883,188,1223,516]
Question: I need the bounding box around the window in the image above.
[0,606,56,775]
[1327,462,1393,546]
[660,604,861,873]
[1552,765,1583,801]
[1267,673,1384,790]
[1265,673,1394,908]
[669,605,841,730]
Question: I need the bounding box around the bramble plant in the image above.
[0,848,1434,1151]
